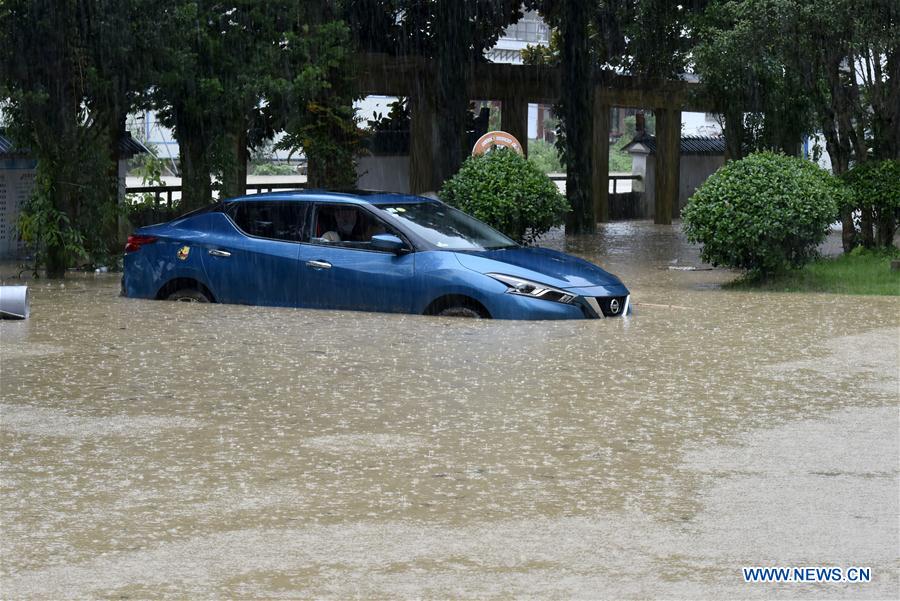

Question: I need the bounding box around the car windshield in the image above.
[377,201,517,251]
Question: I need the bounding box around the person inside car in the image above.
[321,207,358,242]
[320,207,386,243]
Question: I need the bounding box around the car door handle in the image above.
[208,249,231,257]
[306,260,332,270]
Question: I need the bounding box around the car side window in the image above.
[310,204,406,251]
[225,201,306,242]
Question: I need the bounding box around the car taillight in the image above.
[124,235,158,253]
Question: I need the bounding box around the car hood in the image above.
[454,247,625,290]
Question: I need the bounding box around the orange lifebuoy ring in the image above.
[471,131,524,156]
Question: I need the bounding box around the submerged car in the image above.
[122,190,631,319]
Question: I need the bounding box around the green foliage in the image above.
[276,20,362,189]
[842,159,900,247]
[693,0,899,169]
[2,0,165,275]
[440,148,569,245]
[693,0,816,157]
[367,98,409,133]
[521,33,559,65]
[124,153,179,228]
[527,139,564,174]
[609,136,634,173]
[682,152,840,275]
[842,160,900,213]
[17,153,120,274]
[726,250,900,296]
[848,245,900,259]
[130,149,166,188]
[17,172,87,273]
[608,114,656,172]
[251,163,297,176]
[124,197,180,229]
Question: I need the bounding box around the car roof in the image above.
[225,189,435,206]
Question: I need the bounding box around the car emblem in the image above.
[176,246,190,261]
[609,298,620,314]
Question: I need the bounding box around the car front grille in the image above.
[597,296,628,317]
[582,295,628,318]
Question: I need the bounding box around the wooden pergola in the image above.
[358,53,713,225]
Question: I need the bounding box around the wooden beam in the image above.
[654,107,681,225]
[500,98,529,156]
[592,95,610,223]
[356,54,714,113]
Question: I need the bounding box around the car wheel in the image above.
[437,305,482,318]
[166,289,210,303]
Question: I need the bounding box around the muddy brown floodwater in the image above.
[1,222,898,599]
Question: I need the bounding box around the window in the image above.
[225,201,305,242]
[311,204,403,251]
[375,201,516,251]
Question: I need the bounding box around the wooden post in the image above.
[654,107,681,225]
[409,93,436,193]
[501,97,529,156]
[592,96,610,222]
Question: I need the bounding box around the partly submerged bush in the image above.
[440,148,569,244]
[682,151,840,275]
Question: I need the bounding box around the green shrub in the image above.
[842,159,900,247]
[251,162,297,176]
[842,159,900,211]
[440,148,569,245]
[125,197,180,227]
[682,151,840,275]
[527,138,564,174]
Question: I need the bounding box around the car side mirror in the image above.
[370,234,406,253]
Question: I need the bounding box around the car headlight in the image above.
[487,273,575,304]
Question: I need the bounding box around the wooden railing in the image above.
[548,173,641,195]
[125,181,308,209]
[126,175,642,213]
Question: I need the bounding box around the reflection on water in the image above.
[2,222,898,598]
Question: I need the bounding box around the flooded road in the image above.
[2,222,898,599]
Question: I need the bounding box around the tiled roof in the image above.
[0,130,150,159]
[119,133,151,157]
[622,135,726,156]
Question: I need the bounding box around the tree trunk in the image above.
[821,121,855,252]
[723,110,744,161]
[870,47,900,160]
[107,111,127,253]
[431,3,470,190]
[886,49,900,159]
[821,54,856,252]
[44,160,74,278]
[44,243,68,278]
[561,0,595,234]
[875,210,895,248]
[220,117,248,199]
[871,49,898,247]
[176,112,213,212]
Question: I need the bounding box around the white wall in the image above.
[678,155,724,215]
[681,112,723,137]
[0,159,37,258]
[631,154,723,219]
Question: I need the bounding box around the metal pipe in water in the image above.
[0,286,30,319]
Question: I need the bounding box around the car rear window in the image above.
[225,201,306,242]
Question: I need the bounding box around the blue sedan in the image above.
[122,190,631,319]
